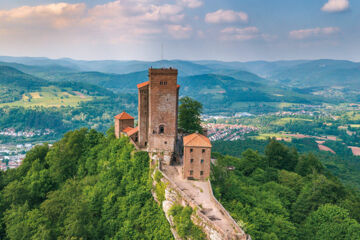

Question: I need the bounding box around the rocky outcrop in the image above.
[150,153,250,240]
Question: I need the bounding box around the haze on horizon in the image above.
[0,0,359,62]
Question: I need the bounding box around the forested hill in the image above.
[211,139,360,239]
[0,128,173,239]
[1,128,360,239]
[0,66,48,89]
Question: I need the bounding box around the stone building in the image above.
[114,68,211,181]
[182,133,212,180]
[137,68,180,152]
[114,112,134,139]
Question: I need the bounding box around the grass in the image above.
[272,117,312,126]
[345,111,360,121]
[255,133,292,141]
[0,86,93,108]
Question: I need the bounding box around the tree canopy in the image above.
[0,128,173,240]
[211,139,360,240]
[178,96,203,134]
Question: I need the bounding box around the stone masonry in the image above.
[114,68,249,239]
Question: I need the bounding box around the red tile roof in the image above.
[122,127,134,133]
[183,133,212,148]
[126,126,139,136]
[137,81,149,88]
[114,112,134,120]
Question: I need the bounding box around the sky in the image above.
[0,0,359,61]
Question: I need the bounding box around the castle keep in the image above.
[115,67,211,180]
[114,68,248,240]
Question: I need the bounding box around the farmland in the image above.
[0,87,93,108]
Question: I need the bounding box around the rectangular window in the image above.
[190,159,194,163]
[190,148,193,153]
[200,171,204,175]
[202,149,206,153]
[190,170,193,175]
[201,159,204,164]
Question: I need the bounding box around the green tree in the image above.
[303,204,360,240]
[265,139,298,171]
[178,96,203,133]
[295,153,324,177]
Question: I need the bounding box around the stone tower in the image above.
[114,111,134,139]
[137,68,179,152]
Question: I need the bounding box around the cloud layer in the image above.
[321,0,349,13]
[205,9,248,24]
[289,27,340,39]
[0,0,204,43]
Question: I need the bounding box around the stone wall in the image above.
[183,146,211,180]
[114,119,134,139]
[148,68,178,152]
[138,85,149,147]
[150,153,249,240]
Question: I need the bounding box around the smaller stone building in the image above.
[114,111,135,138]
[183,133,212,180]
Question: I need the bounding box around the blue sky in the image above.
[0,0,358,61]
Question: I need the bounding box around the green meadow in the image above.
[0,86,93,108]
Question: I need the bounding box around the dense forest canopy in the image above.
[211,139,360,239]
[0,128,173,239]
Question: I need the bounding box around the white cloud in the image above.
[205,9,248,24]
[289,27,340,40]
[179,0,203,8]
[221,27,259,41]
[0,0,202,44]
[321,0,349,13]
[0,3,86,29]
[167,24,192,39]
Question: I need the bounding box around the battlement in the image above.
[149,68,178,75]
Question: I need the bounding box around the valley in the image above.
[1,56,360,189]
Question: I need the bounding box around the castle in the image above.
[114,68,211,180]
[114,68,248,240]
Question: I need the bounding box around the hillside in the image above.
[1,130,359,239]
[0,66,47,89]
[211,139,360,239]
[0,66,49,103]
[271,59,360,88]
[0,129,173,239]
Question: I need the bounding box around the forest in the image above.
[1,127,360,239]
[0,128,173,239]
[211,139,360,239]
[212,138,360,189]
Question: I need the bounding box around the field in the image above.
[255,133,292,141]
[345,112,360,121]
[272,117,312,126]
[0,86,93,108]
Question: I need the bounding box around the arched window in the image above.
[159,125,165,134]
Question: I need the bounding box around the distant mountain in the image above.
[0,57,212,76]
[0,66,47,89]
[215,70,266,83]
[270,59,360,88]
[0,61,77,78]
[194,60,309,77]
[0,66,114,104]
